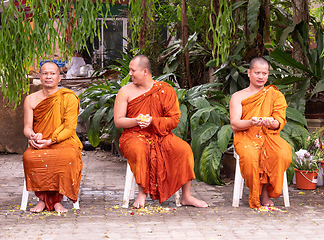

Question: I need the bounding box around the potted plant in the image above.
[294,128,324,190]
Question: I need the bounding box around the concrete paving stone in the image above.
[2,150,324,239]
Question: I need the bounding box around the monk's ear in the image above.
[247,69,251,78]
[143,68,148,75]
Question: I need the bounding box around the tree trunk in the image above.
[139,0,147,51]
[245,0,269,61]
[264,0,271,44]
[291,0,309,65]
[182,0,192,88]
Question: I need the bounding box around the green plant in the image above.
[294,127,324,173]
[294,138,323,172]
[0,0,112,106]
[270,22,324,104]
[79,75,130,148]
[171,82,232,185]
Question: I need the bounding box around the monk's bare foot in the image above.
[54,202,68,213]
[133,190,147,208]
[260,183,274,207]
[261,197,274,207]
[30,200,45,213]
[182,195,208,208]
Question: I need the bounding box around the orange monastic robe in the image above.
[119,81,195,203]
[234,85,292,208]
[23,88,83,211]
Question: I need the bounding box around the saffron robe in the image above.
[233,85,292,208]
[119,81,195,203]
[23,88,83,210]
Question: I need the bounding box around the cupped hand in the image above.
[251,117,263,127]
[29,133,43,141]
[29,139,53,150]
[136,114,152,129]
[263,117,274,128]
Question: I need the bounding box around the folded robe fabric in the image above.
[233,85,292,208]
[23,88,83,210]
[119,81,195,203]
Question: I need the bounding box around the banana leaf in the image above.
[199,141,224,185]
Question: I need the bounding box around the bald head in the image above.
[249,57,270,70]
[131,55,152,74]
[40,61,61,74]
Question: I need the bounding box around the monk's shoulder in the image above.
[267,85,284,97]
[61,88,78,101]
[231,88,249,102]
[119,83,134,96]
[157,81,175,94]
[25,90,41,102]
[24,90,44,110]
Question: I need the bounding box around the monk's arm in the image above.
[229,93,256,131]
[23,95,36,139]
[23,95,50,149]
[268,91,287,132]
[150,86,181,135]
[51,94,79,143]
[114,87,139,129]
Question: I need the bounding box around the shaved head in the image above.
[249,57,270,70]
[131,55,152,74]
[40,61,61,73]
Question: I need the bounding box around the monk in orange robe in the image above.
[114,55,207,208]
[23,61,83,213]
[230,57,292,208]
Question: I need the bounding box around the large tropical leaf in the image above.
[190,106,215,131]
[272,76,307,86]
[199,141,224,185]
[191,123,219,163]
[120,75,130,87]
[311,79,324,97]
[106,106,114,123]
[270,48,313,75]
[279,24,296,48]
[172,104,188,140]
[188,97,210,109]
[280,131,296,150]
[88,106,108,147]
[98,93,116,108]
[285,79,308,113]
[217,124,233,153]
[79,102,96,123]
[286,107,307,126]
[175,88,187,102]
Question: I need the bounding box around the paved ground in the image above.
[0,150,324,240]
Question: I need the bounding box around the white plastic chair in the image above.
[20,178,80,210]
[232,150,290,207]
[122,161,181,208]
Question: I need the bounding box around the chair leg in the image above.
[20,179,29,211]
[73,198,80,209]
[232,152,243,207]
[282,171,290,207]
[174,190,181,207]
[239,176,244,199]
[122,162,135,208]
[130,176,136,200]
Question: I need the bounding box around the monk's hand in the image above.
[30,139,53,150]
[251,117,263,127]
[29,133,42,141]
[136,114,152,129]
[262,117,274,128]
[263,117,280,130]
